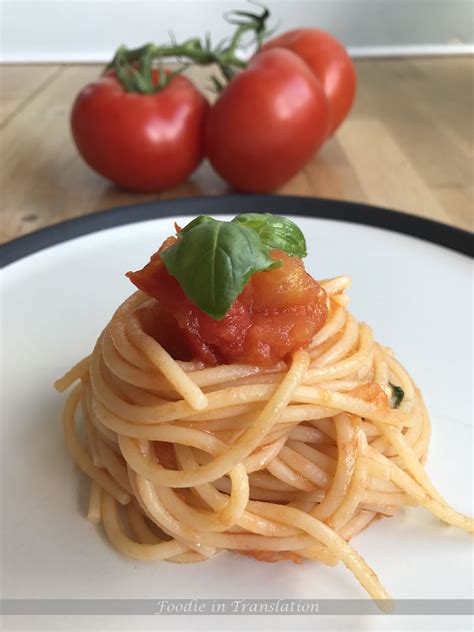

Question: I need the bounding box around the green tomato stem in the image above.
[107,4,271,94]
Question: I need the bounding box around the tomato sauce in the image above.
[127,240,328,367]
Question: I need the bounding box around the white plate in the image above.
[1,212,472,631]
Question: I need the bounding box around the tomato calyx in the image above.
[106,4,274,94]
[111,48,187,94]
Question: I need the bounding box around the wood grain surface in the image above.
[1,57,472,243]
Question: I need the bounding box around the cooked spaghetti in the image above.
[55,215,473,608]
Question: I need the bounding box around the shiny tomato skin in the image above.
[205,48,330,193]
[71,73,209,192]
[262,29,356,136]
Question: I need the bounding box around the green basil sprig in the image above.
[161,219,280,319]
[233,213,307,258]
[178,214,216,235]
[161,213,306,319]
[389,382,405,409]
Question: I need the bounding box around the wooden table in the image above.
[1,58,472,243]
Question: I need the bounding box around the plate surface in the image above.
[1,199,472,631]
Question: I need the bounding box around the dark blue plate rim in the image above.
[1,194,472,267]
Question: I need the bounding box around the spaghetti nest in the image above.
[55,276,473,607]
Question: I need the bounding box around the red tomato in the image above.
[71,72,209,192]
[205,48,330,193]
[262,29,356,135]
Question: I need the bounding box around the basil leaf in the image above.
[179,215,216,236]
[161,220,280,319]
[233,213,307,258]
[389,383,405,409]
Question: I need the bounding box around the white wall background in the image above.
[1,0,473,62]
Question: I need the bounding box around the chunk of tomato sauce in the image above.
[127,238,328,367]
